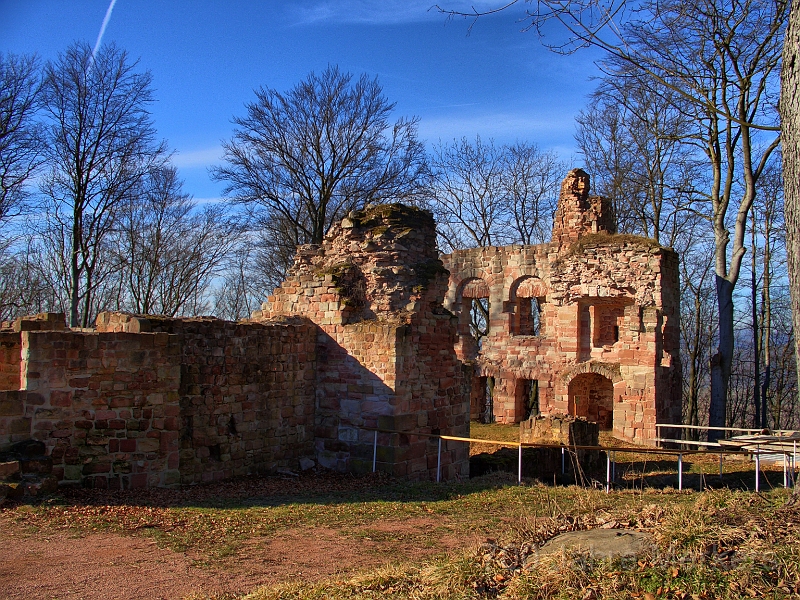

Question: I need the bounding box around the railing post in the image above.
[755,445,760,493]
[784,451,789,488]
[561,446,565,475]
[678,453,683,491]
[436,437,442,483]
[518,444,522,484]
[606,452,611,493]
[612,451,616,481]
[372,430,378,473]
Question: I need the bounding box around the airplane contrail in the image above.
[91,0,119,63]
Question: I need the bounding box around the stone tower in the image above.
[257,204,470,480]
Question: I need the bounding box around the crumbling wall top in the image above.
[261,203,450,322]
[551,169,616,248]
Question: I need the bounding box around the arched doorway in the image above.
[567,373,614,429]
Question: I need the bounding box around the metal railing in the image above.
[655,423,799,446]
[365,427,798,493]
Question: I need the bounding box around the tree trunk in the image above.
[709,277,734,441]
[782,2,800,417]
[751,205,761,429]
[69,205,81,328]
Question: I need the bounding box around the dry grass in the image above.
[469,422,520,456]
[240,487,800,600]
[4,433,799,599]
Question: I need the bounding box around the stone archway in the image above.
[567,372,614,429]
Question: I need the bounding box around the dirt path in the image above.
[0,514,467,599]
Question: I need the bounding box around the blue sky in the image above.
[1,1,603,202]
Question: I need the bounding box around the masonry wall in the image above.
[442,169,682,444]
[0,313,318,489]
[0,333,21,390]
[13,329,182,488]
[96,314,318,485]
[259,204,470,480]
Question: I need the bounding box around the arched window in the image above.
[510,277,547,337]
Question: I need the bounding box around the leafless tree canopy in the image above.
[39,42,167,327]
[0,53,44,228]
[113,166,241,317]
[213,65,429,280]
[427,136,564,251]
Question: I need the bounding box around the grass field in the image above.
[2,424,799,599]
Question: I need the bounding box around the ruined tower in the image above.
[257,204,470,479]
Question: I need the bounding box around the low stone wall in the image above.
[520,414,599,446]
[19,329,183,488]
[146,317,317,485]
[520,414,601,472]
[0,314,318,489]
[0,390,29,444]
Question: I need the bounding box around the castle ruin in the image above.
[443,169,682,443]
[0,170,681,490]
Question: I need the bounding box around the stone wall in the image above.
[442,169,682,444]
[258,204,470,480]
[13,328,182,488]
[1,204,471,487]
[0,333,21,391]
[1,313,318,489]
[95,314,318,486]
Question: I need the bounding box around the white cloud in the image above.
[289,0,505,26]
[171,146,223,169]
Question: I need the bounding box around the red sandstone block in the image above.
[109,439,119,452]
[110,397,132,408]
[108,419,126,429]
[50,391,72,407]
[95,409,115,420]
[160,431,178,452]
[82,461,111,474]
[119,439,136,453]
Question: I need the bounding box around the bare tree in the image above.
[505,141,563,245]
[427,136,564,250]
[39,42,166,327]
[442,0,787,439]
[427,135,511,251]
[213,65,428,279]
[115,166,240,317]
[0,53,43,230]
[575,73,700,245]
[0,240,55,321]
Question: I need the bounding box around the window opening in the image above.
[470,297,490,348]
[523,379,540,420]
[516,296,544,336]
[482,376,495,424]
